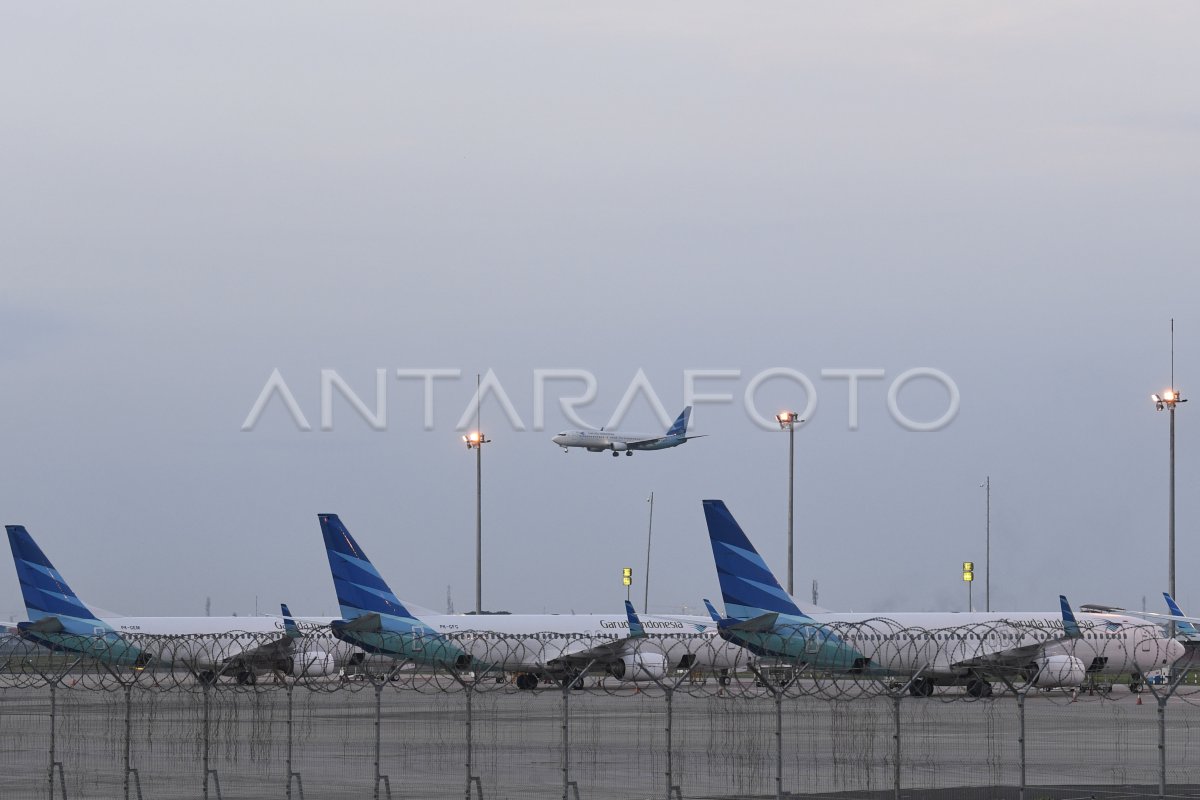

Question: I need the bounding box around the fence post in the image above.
[48,680,58,800]
[663,687,673,800]
[892,693,901,800]
[887,663,929,800]
[123,683,144,800]
[373,681,391,799]
[775,686,784,800]
[1017,689,1026,800]
[464,682,473,800]
[748,662,804,800]
[560,660,596,800]
[561,675,571,800]
[1144,649,1196,800]
[285,683,305,800]
[201,684,211,800]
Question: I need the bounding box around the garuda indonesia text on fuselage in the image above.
[702,500,1183,697]
[552,406,704,457]
[320,513,744,689]
[5,525,341,684]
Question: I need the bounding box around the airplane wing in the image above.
[219,634,296,672]
[949,596,1084,672]
[546,601,648,668]
[548,637,637,666]
[1096,593,1200,639]
[217,604,311,673]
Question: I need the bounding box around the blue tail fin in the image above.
[702,598,722,623]
[319,514,417,622]
[624,600,646,639]
[666,406,692,437]
[1164,592,1199,638]
[281,603,302,639]
[702,500,808,621]
[6,525,105,635]
[1059,595,1082,638]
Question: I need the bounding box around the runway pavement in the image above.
[1,682,1198,799]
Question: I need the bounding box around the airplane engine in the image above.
[1031,655,1087,688]
[283,650,338,677]
[611,442,628,452]
[608,653,667,682]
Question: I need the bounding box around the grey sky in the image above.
[2,4,1198,621]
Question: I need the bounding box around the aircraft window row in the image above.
[846,631,1066,643]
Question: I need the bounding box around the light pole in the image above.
[643,492,654,612]
[776,411,803,596]
[1153,398,1186,611]
[463,430,490,614]
[963,561,974,612]
[982,476,990,612]
[1152,320,1187,624]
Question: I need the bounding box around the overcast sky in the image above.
[2,4,1198,622]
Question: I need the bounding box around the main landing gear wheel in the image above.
[908,677,935,698]
[236,671,257,686]
[198,671,216,686]
[611,451,619,457]
[625,451,632,456]
[515,674,539,691]
[966,678,993,698]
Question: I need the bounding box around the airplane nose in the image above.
[1169,637,1186,664]
[552,435,564,445]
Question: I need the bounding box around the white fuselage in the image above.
[552,430,681,453]
[410,612,746,674]
[94,615,342,673]
[760,609,1182,681]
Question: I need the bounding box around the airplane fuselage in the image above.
[552,431,688,453]
[332,611,747,679]
[724,609,1182,684]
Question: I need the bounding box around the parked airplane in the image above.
[320,513,744,688]
[5,525,341,684]
[1082,593,1200,643]
[552,406,704,456]
[701,500,1184,697]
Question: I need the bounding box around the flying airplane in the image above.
[5,524,342,684]
[319,513,745,688]
[701,500,1184,697]
[552,406,704,456]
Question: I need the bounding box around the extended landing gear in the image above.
[908,677,935,698]
[1129,672,1144,694]
[515,673,539,691]
[198,670,217,686]
[236,671,257,686]
[612,451,619,457]
[966,677,993,698]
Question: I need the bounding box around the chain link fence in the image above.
[1,627,1198,799]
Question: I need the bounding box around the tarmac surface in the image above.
[1,680,1199,799]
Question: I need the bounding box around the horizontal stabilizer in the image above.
[18,617,65,634]
[725,612,779,632]
[338,612,382,633]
